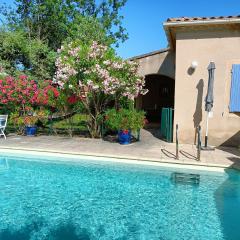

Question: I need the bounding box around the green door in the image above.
[160,108,174,142]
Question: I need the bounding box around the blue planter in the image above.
[25,126,37,136]
[118,130,131,145]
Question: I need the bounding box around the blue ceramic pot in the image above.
[25,126,37,136]
[118,130,131,145]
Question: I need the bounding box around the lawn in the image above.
[51,114,89,130]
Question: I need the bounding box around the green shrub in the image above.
[104,108,146,131]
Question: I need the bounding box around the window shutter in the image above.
[229,64,240,112]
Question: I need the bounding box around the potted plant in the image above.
[24,109,50,136]
[104,108,145,145]
[10,108,49,136]
[24,115,38,136]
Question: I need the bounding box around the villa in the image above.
[0,10,240,239]
[133,16,240,147]
[2,0,240,238]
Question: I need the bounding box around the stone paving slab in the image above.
[0,130,239,170]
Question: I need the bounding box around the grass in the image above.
[6,114,89,136]
[51,114,89,130]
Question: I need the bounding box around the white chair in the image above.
[0,115,8,139]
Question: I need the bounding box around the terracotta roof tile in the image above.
[167,15,240,22]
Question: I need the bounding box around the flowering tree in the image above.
[54,40,148,138]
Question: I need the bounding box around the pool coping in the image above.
[0,146,238,173]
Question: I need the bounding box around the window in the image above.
[229,64,240,112]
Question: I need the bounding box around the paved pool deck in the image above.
[0,129,239,170]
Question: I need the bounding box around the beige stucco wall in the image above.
[174,28,240,146]
[135,51,175,79]
[134,50,175,109]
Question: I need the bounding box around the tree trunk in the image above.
[88,114,101,138]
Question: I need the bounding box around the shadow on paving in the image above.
[217,146,240,158]
[161,148,198,161]
[161,149,176,159]
[179,150,197,160]
[144,127,162,140]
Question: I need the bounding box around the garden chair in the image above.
[0,115,8,139]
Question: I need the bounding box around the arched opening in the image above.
[142,74,175,124]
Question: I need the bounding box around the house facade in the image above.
[133,16,240,147]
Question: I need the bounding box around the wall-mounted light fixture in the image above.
[191,61,198,70]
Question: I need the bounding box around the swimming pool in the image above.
[0,153,240,240]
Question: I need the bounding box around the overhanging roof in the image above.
[166,15,240,23]
[164,15,240,49]
[129,48,170,61]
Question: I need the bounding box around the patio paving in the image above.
[0,129,239,170]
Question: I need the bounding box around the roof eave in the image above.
[128,48,171,61]
[163,24,175,50]
[163,18,240,49]
[163,18,240,27]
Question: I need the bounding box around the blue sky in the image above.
[0,0,239,59]
[117,0,240,58]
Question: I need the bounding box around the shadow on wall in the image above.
[187,67,195,76]
[157,51,175,79]
[214,167,240,240]
[193,79,204,144]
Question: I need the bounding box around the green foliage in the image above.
[0,102,13,115]
[52,114,88,130]
[9,111,25,134]
[50,90,86,137]
[66,16,113,46]
[0,29,56,79]
[104,108,146,131]
[9,108,50,134]
[1,0,128,49]
[0,0,128,80]
[24,39,57,80]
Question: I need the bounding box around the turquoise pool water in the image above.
[0,154,240,240]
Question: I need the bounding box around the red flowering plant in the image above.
[0,75,60,133]
[0,75,59,112]
[67,95,79,105]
